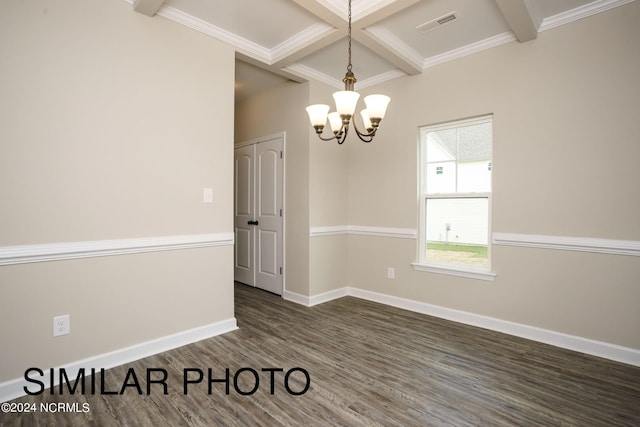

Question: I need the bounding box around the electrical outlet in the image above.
[53,315,70,337]
[387,267,395,279]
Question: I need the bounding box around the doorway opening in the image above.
[234,133,285,295]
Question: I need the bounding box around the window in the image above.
[413,115,495,280]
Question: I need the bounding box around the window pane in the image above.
[426,129,456,162]
[456,122,492,192]
[425,161,456,193]
[456,122,491,161]
[425,121,492,194]
[425,197,489,268]
[457,161,492,193]
[419,115,492,272]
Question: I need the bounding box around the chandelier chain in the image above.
[347,0,352,72]
[305,0,389,144]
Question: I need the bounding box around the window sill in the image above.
[411,262,496,281]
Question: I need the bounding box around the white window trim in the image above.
[415,115,496,280]
[411,261,496,281]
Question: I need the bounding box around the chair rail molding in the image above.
[310,225,416,239]
[492,232,640,256]
[0,233,235,266]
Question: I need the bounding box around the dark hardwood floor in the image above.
[2,282,639,426]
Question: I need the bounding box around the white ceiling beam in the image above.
[354,0,423,27]
[274,0,349,74]
[290,0,347,28]
[493,0,541,42]
[286,0,424,76]
[352,0,424,75]
[133,0,166,17]
[353,29,422,75]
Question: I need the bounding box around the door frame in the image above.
[234,131,286,295]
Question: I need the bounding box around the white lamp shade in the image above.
[332,91,360,116]
[363,94,390,119]
[360,110,372,130]
[328,112,342,133]
[306,104,330,126]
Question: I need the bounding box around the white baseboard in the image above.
[309,288,348,306]
[286,286,640,367]
[283,288,348,307]
[282,290,310,306]
[0,318,237,403]
[347,288,640,367]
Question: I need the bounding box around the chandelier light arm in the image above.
[351,118,376,143]
[312,124,348,143]
[314,127,337,142]
[335,121,349,144]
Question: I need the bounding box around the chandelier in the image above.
[305,0,390,144]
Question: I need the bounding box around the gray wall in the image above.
[236,2,640,352]
[0,0,236,382]
[344,2,640,349]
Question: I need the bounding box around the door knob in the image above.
[247,220,259,226]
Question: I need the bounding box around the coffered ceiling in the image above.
[130,0,634,101]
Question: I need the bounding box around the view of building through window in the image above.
[419,116,492,269]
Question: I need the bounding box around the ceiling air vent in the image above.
[416,12,458,35]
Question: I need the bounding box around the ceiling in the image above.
[130,0,633,101]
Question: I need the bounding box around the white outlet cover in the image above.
[53,315,70,337]
[387,267,395,279]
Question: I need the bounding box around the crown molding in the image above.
[156,5,271,63]
[283,64,344,88]
[540,0,635,32]
[356,69,407,89]
[148,1,513,77]
[271,22,337,64]
[131,0,633,91]
[423,31,517,69]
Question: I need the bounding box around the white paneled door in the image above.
[234,135,283,295]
